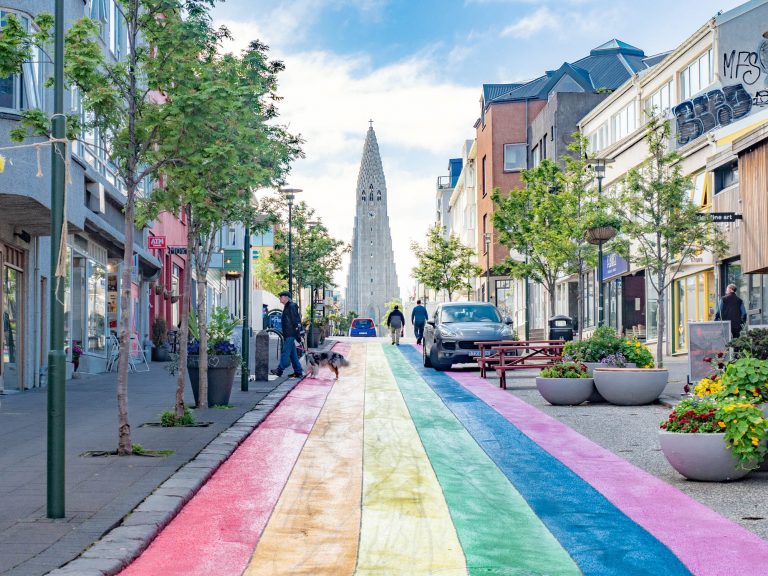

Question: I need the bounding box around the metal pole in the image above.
[485,233,490,303]
[47,0,66,519]
[309,285,314,348]
[287,200,293,295]
[597,173,604,327]
[241,227,250,391]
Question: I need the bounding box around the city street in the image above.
[109,340,768,576]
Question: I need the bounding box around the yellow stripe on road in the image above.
[356,344,467,576]
[244,344,365,576]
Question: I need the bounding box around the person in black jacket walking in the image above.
[387,305,406,346]
[714,283,747,338]
[271,290,304,378]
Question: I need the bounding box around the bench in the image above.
[491,341,565,389]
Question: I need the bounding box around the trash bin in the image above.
[548,315,575,341]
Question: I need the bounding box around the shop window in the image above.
[87,260,107,354]
[503,144,526,172]
[481,155,487,197]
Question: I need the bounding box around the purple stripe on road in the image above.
[445,362,768,576]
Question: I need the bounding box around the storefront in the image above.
[1,243,25,391]
[671,267,716,353]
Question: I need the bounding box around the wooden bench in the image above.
[473,340,517,378]
[491,341,565,389]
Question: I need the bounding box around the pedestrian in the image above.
[714,283,747,338]
[386,305,405,346]
[411,299,429,345]
[270,290,304,378]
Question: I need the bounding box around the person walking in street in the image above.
[387,305,405,346]
[271,290,305,378]
[714,283,747,338]
[411,299,429,345]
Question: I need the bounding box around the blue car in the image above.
[349,317,377,337]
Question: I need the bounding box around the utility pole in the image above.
[241,227,250,391]
[48,0,66,519]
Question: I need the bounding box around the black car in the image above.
[422,302,514,370]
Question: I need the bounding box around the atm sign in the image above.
[149,236,167,249]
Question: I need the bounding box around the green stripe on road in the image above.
[384,346,581,576]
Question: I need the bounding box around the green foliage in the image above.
[252,257,285,295]
[730,329,768,360]
[160,407,195,427]
[540,361,590,378]
[660,398,720,433]
[621,338,655,368]
[563,326,623,362]
[207,306,241,349]
[151,317,168,348]
[717,356,768,403]
[717,400,768,468]
[411,224,480,301]
[381,298,403,327]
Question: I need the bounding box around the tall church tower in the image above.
[345,123,400,324]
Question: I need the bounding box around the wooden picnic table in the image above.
[490,341,565,389]
[473,340,566,379]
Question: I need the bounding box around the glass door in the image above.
[2,266,22,390]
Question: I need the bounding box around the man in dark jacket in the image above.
[386,305,406,346]
[271,290,304,378]
[411,299,429,345]
[714,283,747,338]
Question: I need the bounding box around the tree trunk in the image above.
[175,204,193,419]
[656,269,666,369]
[548,281,556,319]
[116,185,134,455]
[196,278,208,408]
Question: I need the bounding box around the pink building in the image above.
[148,211,188,332]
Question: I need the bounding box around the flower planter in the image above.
[535,377,594,406]
[659,431,752,481]
[151,346,171,362]
[593,368,668,405]
[582,362,636,403]
[154,284,164,295]
[187,354,238,407]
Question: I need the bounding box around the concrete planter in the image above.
[593,368,667,405]
[535,377,594,406]
[659,431,752,482]
[188,354,239,407]
[583,362,636,403]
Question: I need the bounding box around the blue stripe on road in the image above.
[399,346,692,576]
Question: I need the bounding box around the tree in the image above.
[144,39,301,410]
[380,297,403,327]
[2,0,226,454]
[614,117,726,367]
[411,224,480,302]
[252,256,284,295]
[491,159,582,316]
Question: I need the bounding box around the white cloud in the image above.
[217,18,478,297]
[501,6,561,38]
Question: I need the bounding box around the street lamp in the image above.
[484,232,491,303]
[586,157,614,326]
[306,220,320,348]
[279,188,301,295]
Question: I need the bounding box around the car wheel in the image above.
[430,346,450,371]
[423,343,432,367]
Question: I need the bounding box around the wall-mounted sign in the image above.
[695,212,742,222]
[601,253,629,281]
[168,247,187,255]
[148,236,166,249]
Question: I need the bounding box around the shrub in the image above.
[563,325,623,363]
[151,317,168,348]
[717,356,768,403]
[621,338,654,368]
[730,329,768,360]
[540,361,590,378]
[160,408,195,427]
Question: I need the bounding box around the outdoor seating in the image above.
[488,340,565,389]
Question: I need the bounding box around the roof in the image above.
[482,39,660,108]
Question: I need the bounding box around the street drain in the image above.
[742,516,765,521]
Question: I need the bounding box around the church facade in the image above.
[345,124,400,326]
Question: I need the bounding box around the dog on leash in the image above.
[305,351,350,379]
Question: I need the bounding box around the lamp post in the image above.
[279,188,301,295]
[586,157,614,326]
[241,225,250,391]
[306,220,319,348]
[484,232,491,303]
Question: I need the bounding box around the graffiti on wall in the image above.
[673,84,752,146]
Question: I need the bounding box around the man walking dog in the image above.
[386,305,405,346]
[271,290,304,379]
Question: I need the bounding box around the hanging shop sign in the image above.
[148,236,167,249]
[168,247,187,255]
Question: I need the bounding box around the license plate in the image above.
[467,350,482,357]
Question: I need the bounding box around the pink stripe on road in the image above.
[447,366,768,576]
[121,376,336,576]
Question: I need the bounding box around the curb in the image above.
[46,377,300,576]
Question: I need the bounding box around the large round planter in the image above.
[187,354,238,407]
[583,362,635,403]
[151,346,171,362]
[535,377,594,406]
[593,368,667,405]
[659,431,752,481]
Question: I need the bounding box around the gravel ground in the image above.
[497,371,768,541]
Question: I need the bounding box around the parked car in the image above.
[349,317,377,337]
[423,302,514,370]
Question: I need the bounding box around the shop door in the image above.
[2,265,22,390]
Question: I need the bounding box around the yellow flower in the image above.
[752,437,760,446]
[724,405,735,412]
[718,421,726,428]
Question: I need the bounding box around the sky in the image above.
[211,0,746,300]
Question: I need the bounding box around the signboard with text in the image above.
[602,253,629,281]
[148,236,167,249]
[687,321,732,384]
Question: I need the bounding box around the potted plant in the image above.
[583,212,621,245]
[187,306,241,407]
[659,397,767,481]
[151,317,171,362]
[164,289,172,300]
[154,283,164,295]
[535,361,594,406]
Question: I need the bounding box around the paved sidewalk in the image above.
[0,338,332,576]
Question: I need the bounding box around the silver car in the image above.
[422,302,515,370]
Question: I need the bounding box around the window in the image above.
[691,172,710,207]
[680,49,713,100]
[645,80,673,117]
[0,10,44,112]
[481,155,487,197]
[376,190,381,201]
[714,162,738,194]
[587,122,609,153]
[531,145,541,168]
[86,260,107,353]
[611,102,636,142]
[503,143,526,172]
[482,214,488,254]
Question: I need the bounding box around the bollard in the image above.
[253,330,270,381]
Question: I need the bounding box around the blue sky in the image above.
[212,0,747,297]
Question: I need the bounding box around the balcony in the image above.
[436,175,451,190]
